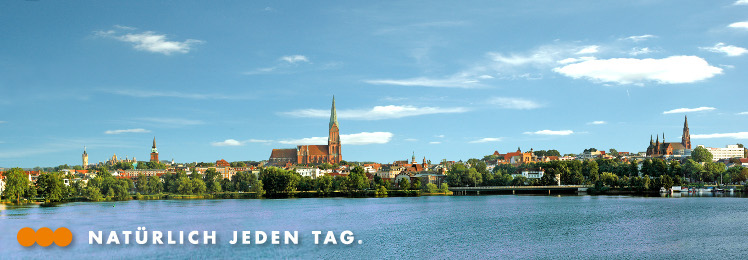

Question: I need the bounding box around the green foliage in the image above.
[375,185,388,197]
[426,183,439,193]
[138,161,168,170]
[398,178,410,190]
[600,172,619,187]
[315,175,334,195]
[439,183,450,193]
[2,168,30,203]
[261,167,299,195]
[36,172,68,202]
[691,146,713,163]
[446,164,482,187]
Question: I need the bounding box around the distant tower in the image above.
[412,151,416,164]
[682,115,691,149]
[82,146,89,169]
[327,96,341,164]
[150,137,159,162]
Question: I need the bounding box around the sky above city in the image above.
[1,0,748,168]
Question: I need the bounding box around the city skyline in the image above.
[2,1,748,167]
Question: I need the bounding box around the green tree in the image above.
[609,149,619,157]
[192,179,207,194]
[426,183,439,193]
[3,168,30,203]
[136,174,149,194]
[411,178,421,190]
[84,186,103,201]
[439,183,450,193]
[691,146,713,163]
[315,175,334,195]
[683,159,703,182]
[398,178,410,190]
[345,166,369,194]
[36,172,68,202]
[261,167,299,195]
[177,176,193,194]
[147,175,163,194]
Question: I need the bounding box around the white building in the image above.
[511,169,545,179]
[699,145,745,161]
[295,167,323,179]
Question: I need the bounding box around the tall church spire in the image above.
[682,115,691,149]
[329,96,338,130]
[152,137,157,149]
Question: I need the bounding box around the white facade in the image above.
[295,167,323,179]
[511,169,545,179]
[699,145,745,161]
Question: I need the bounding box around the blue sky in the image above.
[1,0,748,168]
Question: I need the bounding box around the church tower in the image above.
[150,137,159,162]
[682,115,691,149]
[327,96,341,164]
[82,146,89,169]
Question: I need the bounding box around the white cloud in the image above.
[280,55,309,64]
[429,141,442,144]
[588,121,607,125]
[0,121,5,124]
[662,107,716,114]
[738,112,748,115]
[106,89,249,100]
[282,105,468,120]
[629,47,652,56]
[576,45,599,54]
[212,139,243,146]
[623,35,656,42]
[728,21,748,29]
[558,56,596,64]
[104,128,151,134]
[404,138,418,142]
[279,132,393,145]
[524,130,574,136]
[735,0,748,5]
[478,75,494,79]
[364,75,482,88]
[211,139,272,146]
[96,27,203,55]
[553,56,722,85]
[701,43,748,57]
[469,138,503,143]
[692,132,748,139]
[435,134,445,138]
[488,97,542,110]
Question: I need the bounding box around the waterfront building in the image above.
[699,144,745,161]
[295,167,323,179]
[646,116,691,157]
[82,146,89,169]
[150,137,159,162]
[490,148,538,165]
[269,97,342,165]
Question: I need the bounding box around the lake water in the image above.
[2,195,748,259]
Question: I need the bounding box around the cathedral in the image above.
[646,116,692,157]
[269,97,342,165]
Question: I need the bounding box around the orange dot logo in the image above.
[17,227,73,247]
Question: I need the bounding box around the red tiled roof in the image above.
[270,149,297,159]
[305,145,329,156]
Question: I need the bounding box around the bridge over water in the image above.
[450,185,592,195]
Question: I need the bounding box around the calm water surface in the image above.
[2,195,748,259]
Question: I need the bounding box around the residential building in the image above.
[295,167,323,179]
[699,144,745,161]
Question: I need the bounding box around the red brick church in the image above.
[646,115,692,157]
[269,97,342,165]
